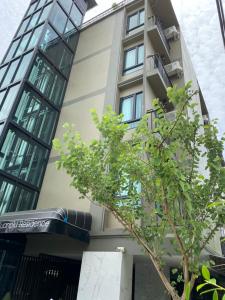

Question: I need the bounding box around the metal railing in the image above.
[148,16,170,53]
[148,54,172,87]
[81,0,136,29]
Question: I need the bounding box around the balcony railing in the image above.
[148,16,170,54]
[148,54,172,87]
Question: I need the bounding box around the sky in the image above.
[0,0,225,139]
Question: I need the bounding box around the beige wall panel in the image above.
[119,83,143,98]
[75,15,115,61]
[38,163,91,212]
[50,93,105,159]
[104,210,123,229]
[64,50,111,102]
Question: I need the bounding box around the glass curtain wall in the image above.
[0,0,86,213]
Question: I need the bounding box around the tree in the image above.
[53,82,225,300]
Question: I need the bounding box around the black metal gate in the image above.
[12,254,81,300]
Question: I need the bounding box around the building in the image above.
[0,0,223,299]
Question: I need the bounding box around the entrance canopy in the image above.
[0,208,92,243]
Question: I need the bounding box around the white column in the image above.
[77,251,133,300]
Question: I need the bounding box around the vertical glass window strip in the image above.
[138,44,144,64]
[64,20,79,50]
[3,39,20,63]
[26,1,38,17]
[38,3,52,24]
[0,90,7,106]
[16,18,30,37]
[13,88,58,144]
[0,129,49,187]
[27,11,40,31]
[1,58,20,88]
[135,92,143,119]
[124,48,136,71]
[15,32,32,57]
[139,10,145,25]
[50,3,67,34]
[59,0,73,14]
[27,24,44,50]
[128,14,138,31]
[0,65,8,84]
[28,55,66,107]
[0,84,20,121]
[14,51,33,82]
[70,4,83,27]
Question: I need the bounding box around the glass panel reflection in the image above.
[50,3,67,34]
[13,87,58,144]
[0,83,20,121]
[0,129,49,187]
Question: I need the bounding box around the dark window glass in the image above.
[15,32,32,57]
[119,92,143,128]
[14,51,33,82]
[0,177,37,214]
[27,24,44,50]
[28,55,66,107]
[0,65,8,84]
[127,9,145,32]
[16,18,30,37]
[40,25,73,77]
[0,84,20,121]
[123,44,144,74]
[64,20,79,50]
[3,39,20,63]
[50,3,67,34]
[1,58,20,88]
[13,88,58,144]
[26,1,38,16]
[0,90,7,106]
[0,129,49,187]
[70,4,83,27]
[39,3,52,23]
[59,0,73,13]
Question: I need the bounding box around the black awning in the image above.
[0,208,92,243]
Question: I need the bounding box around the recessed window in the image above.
[123,44,144,74]
[119,92,143,128]
[127,9,144,32]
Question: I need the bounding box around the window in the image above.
[14,51,33,82]
[3,39,20,63]
[26,1,38,17]
[50,3,67,34]
[119,92,143,128]
[0,84,20,121]
[70,4,83,27]
[64,20,79,50]
[28,55,66,107]
[27,11,40,31]
[59,0,73,14]
[13,87,58,144]
[1,58,20,88]
[16,18,30,37]
[0,177,37,214]
[38,3,52,23]
[123,44,144,74]
[0,129,49,187]
[40,25,73,77]
[127,9,144,32]
[15,32,32,57]
[27,24,44,49]
[0,65,8,84]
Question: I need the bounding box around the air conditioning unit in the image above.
[165,111,176,121]
[164,61,183,78]
[164,26,180,40]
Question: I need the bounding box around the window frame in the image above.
[123,44,144,75]
[127,9,145,33]
[119,91,143,125]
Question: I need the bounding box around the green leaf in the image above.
[222,294,225,300]
[196,283,208,292]
[202,265,210,280]
[213,290,218,300]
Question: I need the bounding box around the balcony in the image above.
[147,16,170,64]
[146,55,172,99]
